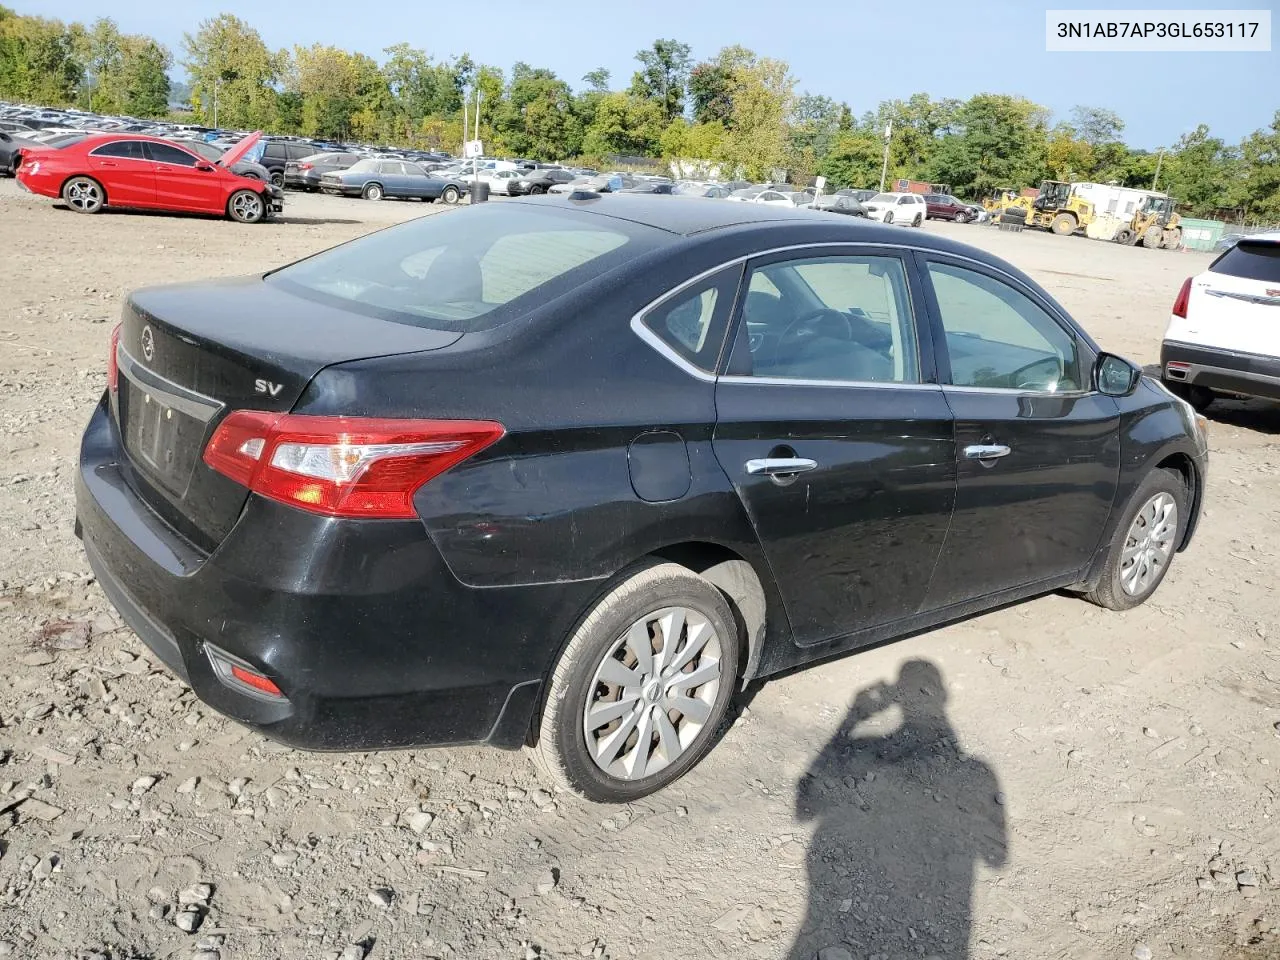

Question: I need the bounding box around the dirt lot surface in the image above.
[0,181,1277,960]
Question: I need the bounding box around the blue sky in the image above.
[17,0,1279,147]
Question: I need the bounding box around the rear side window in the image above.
[147,142,198,166]
[639,268,740,373]
[1211,242,1280,282]
[90,140,146,160]
[269,204,663,333]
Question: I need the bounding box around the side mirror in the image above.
[196,162,216,172]
[1095,352,1142,397]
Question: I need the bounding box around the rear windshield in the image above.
[1210,241,1280,282]
[268,204,665,332]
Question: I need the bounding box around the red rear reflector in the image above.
[1166,361,1191,371]
[203,413,505,519]
[1172,277,1192,318]
[299,162,313,170]
[230,664,283,697]
[107,323,121,393]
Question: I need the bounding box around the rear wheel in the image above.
[912,212,923,227]
[226,189,265,224]
[1164,380,1214,411]
[533,562,740,803]
[1050,213,1077,236]
[1161,227,1182,250]
[442,185,460,204]
[62,176,105,214]
[362,182,384,201]
[1086,469,1187,611]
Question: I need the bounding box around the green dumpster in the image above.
[1179,218,1224,253]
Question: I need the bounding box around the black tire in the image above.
[953,210,968,223]
[912,212,923,227]
[530,184,546,195]
[1164,380,1214,411]
[1050,213,1076,236]
[62,175,106,213]
[883,211,894,225]
[442,185,460,204]
[533,562,740,803]
[1114,228,1135,245]
[270,172,284,188]
[226,189,266,224]
[1141,227,1163,249]
[1085,468,1188,611]
[362,182,384,201]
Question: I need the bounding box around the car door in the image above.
[379,160,409,197]
[146,140,224,212]
[916,255,1120,609]
[712,250,956,646]
[402,162,431,197]
[86,140,156,207]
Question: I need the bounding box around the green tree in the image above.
[1230,111,1280,220]
[581,91,664,158]
[629,38,691,122]
[0,6,82,105]
[688,60,733,126]
[496,63,581,159]
[119,37,171,116]
[1161,124,1236,216]
[927,93,1049,196]
[818,132,883,189]
[712,46,794,180]
[183,14,279,128]
[582,66,611,93]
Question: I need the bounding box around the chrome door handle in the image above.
[963,444,1012,460]
[745,457,818,476]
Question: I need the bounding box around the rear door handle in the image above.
[745,457,818,476]
[98,161,117,167]
[963,444,1012,460]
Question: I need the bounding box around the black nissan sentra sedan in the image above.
[76,195,1208,802]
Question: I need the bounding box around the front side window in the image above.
[926,261,1082,392]
[733,255,919,384]
[146,142,198,166]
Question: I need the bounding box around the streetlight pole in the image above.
[212,78,218,129]
[878,118,893,192]
[1151,148,1165,190]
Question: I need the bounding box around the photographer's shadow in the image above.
[788,659,1006,960]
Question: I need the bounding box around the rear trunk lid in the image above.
[114,276,460,548]
[1187,238,1280,356]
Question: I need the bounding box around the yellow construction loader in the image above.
[998,181,1095,235]
[1113,194,1182,249]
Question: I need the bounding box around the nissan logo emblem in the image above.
[141,325,155,363]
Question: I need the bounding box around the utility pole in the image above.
[212,79,218,129]
[1151,148,1165,190]
[878,118,893,192]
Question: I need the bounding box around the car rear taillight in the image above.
[203,413,505,519]
[107,323,121,392]
[299,162,313,171]
[1172,277,1192,318]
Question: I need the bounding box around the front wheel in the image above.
[441,185,460,204]
[1050,213,1076,236]
[953,210,968,223]
[912,212,923,227]
[1085,468,1188,611]
[227,189,265,223]
[62,176,105,214]
[882,211,894,225]
[533,562,740,803]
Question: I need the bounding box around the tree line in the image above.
[2,6,1277,221]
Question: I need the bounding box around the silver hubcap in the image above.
[1120,492,1178,596]
[67,180,100,211]
[369,187,381,199]
[583,606,723,781]
[232,193,261,220]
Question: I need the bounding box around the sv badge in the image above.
[254,379,284,397]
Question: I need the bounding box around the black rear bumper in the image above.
[1161,340,1280,402]
[74,397,575,752]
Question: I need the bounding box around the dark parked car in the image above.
[259,139,322,187]
[836,188,878,204]
[320,158,467,202]
[925,193,976,222]
[508,168,577,195]
[284,152,362,191]
[620,181,677,194]
[808,194,868,216]
[0,130,39,175]
[76,197,1208,803]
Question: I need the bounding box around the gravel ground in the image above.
[0,181,1277,960]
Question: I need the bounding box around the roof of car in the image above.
[1237,231,1280,244]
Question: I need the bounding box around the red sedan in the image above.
[17,132,282,223]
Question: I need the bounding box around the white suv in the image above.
[862,191,926,227]
[1161,232,1280,410]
